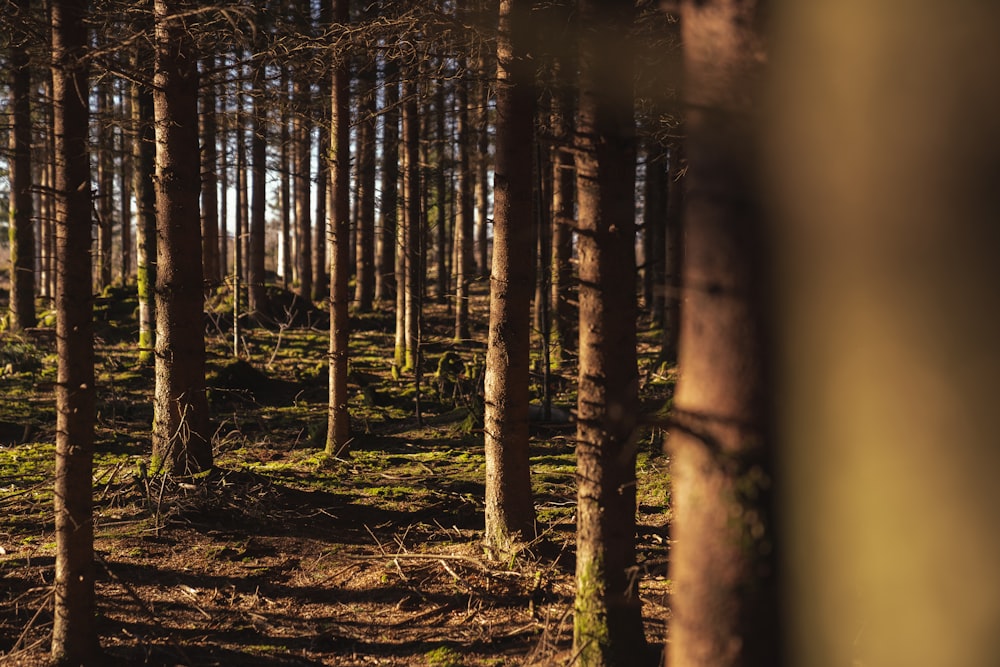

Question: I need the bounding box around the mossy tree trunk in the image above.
[571,0,646,664]
[402,77,421,373]
[51,0,100,661]
[483,0,537,558]
[133,52,157,365]
[667,1,777,665]
[326,0,352,456]
[152,0,213,475]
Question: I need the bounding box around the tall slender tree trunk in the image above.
[118,81,133,284]
[483,0,536,558]
[571,1,645,663]
[200,56,220,291]
[249,56,268,316]
[133,64,156,365]
[279,67,291,290]
[667,1,777,665]
[152,0,213,475]
[294,77,313,301]
[642,144,667,324]
[8,2,36,331]
[550,69,576,367]
[454,22,474,341]
[433,77,449,303]
[354,59,376,312]
[403,77,421,373]
[662,144,684,364]
[376,63,399,303]
[96,84,114,291]
[326,0,351,455]
[312,0,331,302]
[218,85,229,280]
[475,54,492,279]
[51,0,100,661]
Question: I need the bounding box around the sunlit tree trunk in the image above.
[327,0,351,455]
[51,0,100,661]
[483,0,536,558]
[118,80,133,284]
[454,14,474,341]
[152,0,213,475]
[667,1,777,665]
[433,77,449,303]
[313,0,331,301]
[402,77,421,372]
[133,58,156,365]
[8,2,36,331]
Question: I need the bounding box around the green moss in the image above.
[424,645,463,667]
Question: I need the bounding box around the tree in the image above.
[8,0,36,331]
[200,55,221,290]
[571,0,646,664]
[666,1,777,665]
[152,0,213,474]
[248,47,268,316]
[133,51,157,365]
[326,0,351,456]
[353,48,377,312]
[453,5,474,342]
[95,83,114,290]
[376,61,399,303]
[402,76,421,372]
[482,0,536,558]
[51,0,100,661]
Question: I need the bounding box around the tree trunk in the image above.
[152,0,213,475]
[218,83,229,280]
[133,66,156,365]
[96,84,114,291]
[249,57,268,316]
[483,0,536,558]
[312,0,331,302]
[118,80,134,284]
[475,53,492,279]
[8,4,36,331]
[294,77,313,301]
[434,77,449,303]
[279,67,291,290]
[550,70,576,367]
[403,78,421,373]
[51,0,100,661]
[571,1,645,663]
[642,144,667,324]
[354,60,376,312]
[376,62,399,303]
[662,144,683,365]
[326,0,351,455]
[200,56,220,291]
[667,1,776,665]
[453,23,474,341]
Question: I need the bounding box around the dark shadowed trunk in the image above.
[200,56,220,291]
[51,0,100,661]
[354,57,376,312]
[376,63,399,303]
[249,55,268,316]
[152,0,213,475]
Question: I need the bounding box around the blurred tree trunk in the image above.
[8,2,36,331]
[642,144,667,324]
[51,0,100,661]
[327,0,352,455]
[661,143,684,365]
[571,0,645,664]
[152,0,213,475]
[483,0,536,559]
[667,1,777,665]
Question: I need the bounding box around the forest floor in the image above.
[0,279,674,666]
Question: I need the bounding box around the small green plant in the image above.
[424,645,463,667]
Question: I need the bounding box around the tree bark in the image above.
[51,0,100,661]
[403,78,421,373]
[200,56,220,291]
[118,80,133,284]
[294,76,313,301]
[279,67,291,290]
[133,57,156,365]
[354,59,376,312]
[152,0,213,475]
[96,84,114,291]
[376,62,399,303]
[326,0,351,455]
[249,56,268,316]
[667,1,777,666]
[571,1,645,664]
[8,2,36,331]
[454,20,474,341]
[483,0,536,558]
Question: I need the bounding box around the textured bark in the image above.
[313,0,331,302]
[483,0,536,557]
[402,78,421,372]
[475,47,493,279]
[453,26,474,342]
[152,0,212,475]
[133,73,156,365]
[354,60,377,312]
[51,0,100,661]
[118,82,133,283]
[200,56,220,290]
[433,78,449,303]
[667,2,776,666]
[326,0,351,455]
[248,58,268,316]
[8,3,36,330]
[294,76,313,301]
[376,64,399,303]
[550,73,576,366]
[279,67,291,289]
[218,84,229,280]
[96,84,114,290]
[571,1,645,664]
